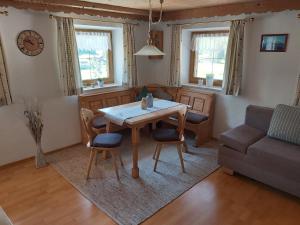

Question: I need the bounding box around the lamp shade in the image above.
[134,44,165,56]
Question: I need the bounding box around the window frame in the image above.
[189,30,229,87]
[75,29,114,87]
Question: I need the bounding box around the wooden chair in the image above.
[152,106,188,172]
[80,108,124,180]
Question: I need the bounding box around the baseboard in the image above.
[0,142,82,169]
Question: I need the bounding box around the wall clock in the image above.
[17,30,44,56]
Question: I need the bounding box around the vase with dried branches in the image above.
[24,98,47,168]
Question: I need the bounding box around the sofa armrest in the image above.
[245,105,274,133]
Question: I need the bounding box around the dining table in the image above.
[99,99,187,179]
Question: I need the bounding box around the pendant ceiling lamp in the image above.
[135,0,165,56]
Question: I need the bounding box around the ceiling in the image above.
[86,0,259,11]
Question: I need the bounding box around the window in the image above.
[190,31,229,87]
[75,30,114,89]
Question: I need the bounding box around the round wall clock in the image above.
[17,30,44,56]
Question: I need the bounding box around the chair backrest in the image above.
[177,106,188,139]
[80,108,96,144]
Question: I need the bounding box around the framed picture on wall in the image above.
[260,34,288,52]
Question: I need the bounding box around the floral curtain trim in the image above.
[56,17,82,96]
[223,20,246,96]
[169,25,181,87]
[0,36,12,106]
[123,24,138,87]
[294,74,300,106]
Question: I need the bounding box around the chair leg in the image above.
[152,144,159,160]
[182,141,188,153]
[95,151,98,166]
[111,152,120,180]
[176,144,185,173]
[86,150,96,179]
[119,150,124,167]
[154,144,162,172]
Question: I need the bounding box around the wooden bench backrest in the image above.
[133,84,179,101]
[79,89,136,114]
[176,88,215,117]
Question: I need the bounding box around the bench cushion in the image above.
[220,125,265,153]
[171,112,208,124]
[247,137,300,181]
[186,112,208,124]
[92,133,123,148]
[153,128,180,142]
[92,116,106,129]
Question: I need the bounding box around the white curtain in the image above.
[123,24,138,87]
[192,32,228,78]
[294,74,300,106]
[169,25,181,87]
[0,36,12,106]
[56,17,81,96]
[75,31,111,52]
[223,20,246,96]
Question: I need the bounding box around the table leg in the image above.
[102,120,112,160]
[131,127,140,178]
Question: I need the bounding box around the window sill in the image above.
[82,83,123,94]
[182,83,223,92]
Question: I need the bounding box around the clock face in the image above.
[17,30,44,56]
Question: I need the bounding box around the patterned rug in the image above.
[47,131,219,225]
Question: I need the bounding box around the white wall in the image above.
[0,8,82,166]
[138,11,300,137]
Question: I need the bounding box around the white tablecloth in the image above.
[103,99,180,126]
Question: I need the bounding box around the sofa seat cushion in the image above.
[92,133,123,148]
[247,137,300,181]
[220,125,265,153]
[171,112,208,124]
[153,128,180,142]
[92,116,106,129]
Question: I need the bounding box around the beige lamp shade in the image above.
[134,44,165,56]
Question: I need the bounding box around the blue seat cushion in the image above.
[153,128,180,142]
[92,116,106,129]
[92,133,123,148]
[186,112,208,124]
[171,112,208,124]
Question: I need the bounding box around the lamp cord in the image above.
[147,0,164,45]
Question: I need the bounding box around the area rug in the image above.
[47,131,219,225]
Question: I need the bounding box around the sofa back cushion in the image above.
[245,105,274,133]
[268,104,300,145]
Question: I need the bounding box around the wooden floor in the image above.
[0,159,299,225]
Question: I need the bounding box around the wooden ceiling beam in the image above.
[34,0,150,16]
[0,0,149,20]
[163,0,300,21]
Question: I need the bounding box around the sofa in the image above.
[218,105,300,198]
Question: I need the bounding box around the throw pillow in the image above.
[268,104,300,145]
